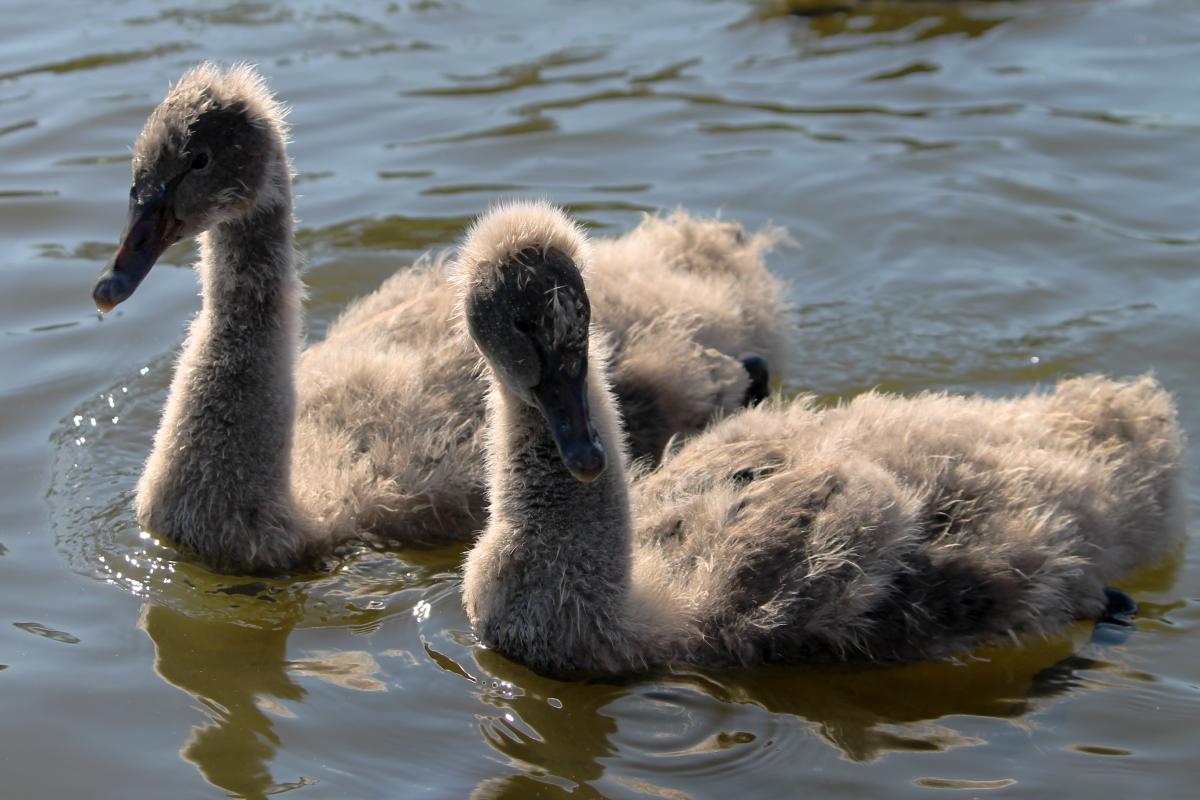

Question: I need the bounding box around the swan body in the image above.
[459,206,1186,673]
[90,64,788,572]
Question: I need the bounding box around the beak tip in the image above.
[564,444,607,484]
[571,466,606,484]
[92,273,132,313]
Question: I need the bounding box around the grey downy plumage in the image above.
[90,64,790,573]
[459,203,1186,674]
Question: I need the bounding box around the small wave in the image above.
[47,358,463,629]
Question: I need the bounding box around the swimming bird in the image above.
[89,63,789,573]
[459,206,1185,674]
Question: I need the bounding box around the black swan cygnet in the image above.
[460,204,1185,673]
[90,64,791,573]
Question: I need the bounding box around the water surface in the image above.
[2,0,1199,797]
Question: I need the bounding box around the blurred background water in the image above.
[1,0,1198,797]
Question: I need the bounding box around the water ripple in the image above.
[13,621,81,644]
[750,0,1014,42]
[0,119,35,138]
[0,44,193,82]
[406,48,614,97]
[47,361,462,631]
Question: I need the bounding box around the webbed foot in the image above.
[1100,587,1137,627]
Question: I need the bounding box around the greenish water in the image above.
[3,0,1199,797]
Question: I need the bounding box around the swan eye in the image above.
[190,151,211,171]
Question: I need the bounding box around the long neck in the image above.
[137,162,308,571]
[463,348,639,673]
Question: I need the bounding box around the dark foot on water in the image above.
[739,353,770,406]
[1100,587,1137,626]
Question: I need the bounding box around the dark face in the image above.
[465,247,606,483]
[92,102,272,312]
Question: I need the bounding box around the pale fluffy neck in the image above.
[136,160,307,570]
[463,345,640,672]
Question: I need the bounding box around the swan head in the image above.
[92,63,289,312]
[458,201,606,483]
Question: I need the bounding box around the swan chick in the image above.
[461,205,1186,673]
[88,65,794,572]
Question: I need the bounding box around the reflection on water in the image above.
[453,624,1161,796]
[136,586,1166,797]
[141,604,309,798]
[144,593,1147,799]
[470,649,625,793]
[141,600,393,798]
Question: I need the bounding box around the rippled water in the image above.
[3,0,1199,797]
